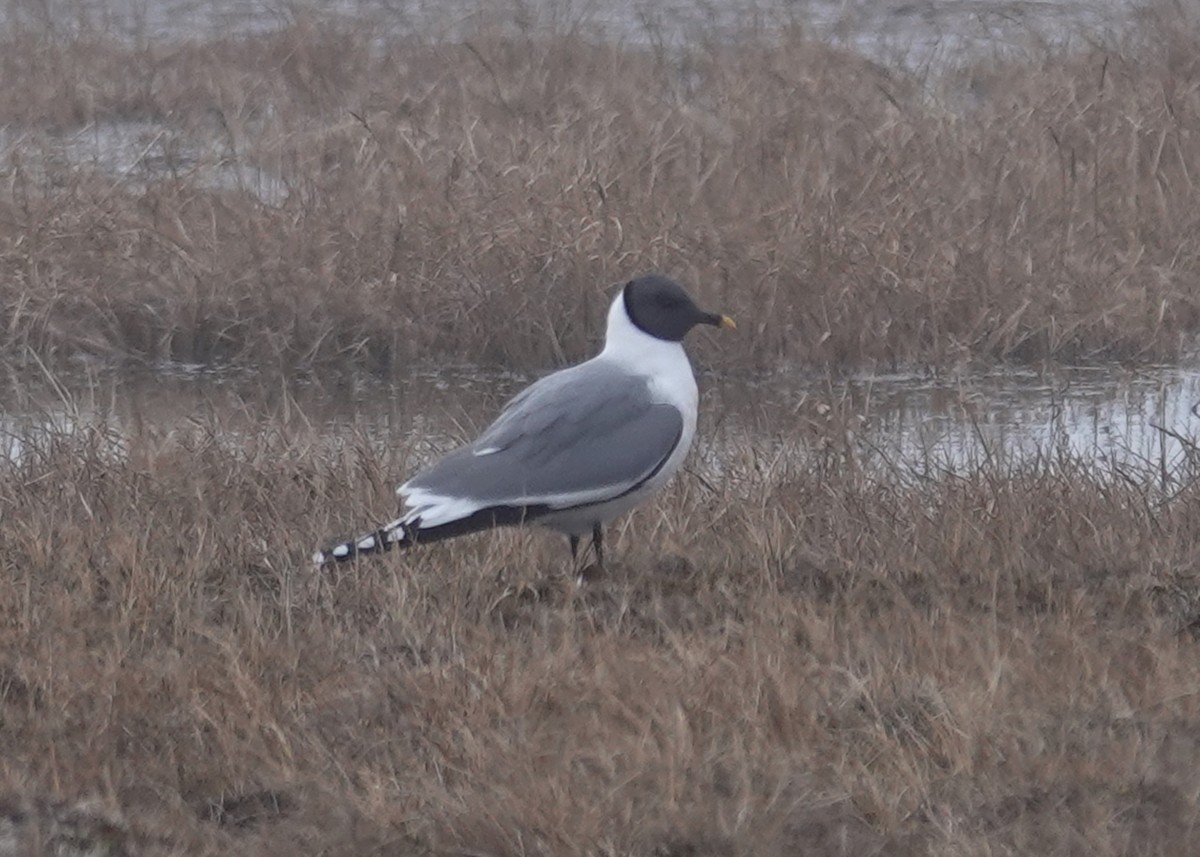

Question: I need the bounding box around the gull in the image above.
[314,274,734,569]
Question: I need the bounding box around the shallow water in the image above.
[0,0,1183,477]
[0,0,1140,213]
[1,0,1137,58]
[0,120,289,207]
[3,363,1199,485]
[711,364,1200,478]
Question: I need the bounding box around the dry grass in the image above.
[3,1,1200,854]
[1,403,1199,855]
[0,3,1199,371]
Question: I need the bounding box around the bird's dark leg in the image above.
[569,534,581,562]
[591,524,605,571]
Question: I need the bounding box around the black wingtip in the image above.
[314,523,408,566]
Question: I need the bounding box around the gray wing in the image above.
[402,362,683,506]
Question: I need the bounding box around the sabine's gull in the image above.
[314,273,735,568]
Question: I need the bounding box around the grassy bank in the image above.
[1,413,1198,854]
[0,4,1199,371]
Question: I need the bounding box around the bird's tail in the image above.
[313,516,414,566]
[314,504,547,567]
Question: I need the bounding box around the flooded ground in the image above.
[716,363,1200,477]
[2,0,1138,55]
[4,362,1199,484]
[0,0,1187,478]
[0,0,1140,208]
[4,6,1200,851]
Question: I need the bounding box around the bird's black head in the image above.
[621,274,735,342]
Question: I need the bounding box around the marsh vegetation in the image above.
[0,0,1197,372]
[2,0,1200,854]
[4,397,1200,854]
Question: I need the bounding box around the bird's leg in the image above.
[569,534,581,562]
[572,526,606,586]
[591,524,605,571]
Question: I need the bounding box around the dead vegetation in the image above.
[0,403,1199,855]
[2,1,1200,854]
[0,4,1199,371]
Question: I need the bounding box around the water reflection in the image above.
[0,120,288,207]
[0,0,1138,64]
[2,364,1199,483]
[0,0,1140,217]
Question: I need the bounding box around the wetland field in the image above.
[2,0,1200,854]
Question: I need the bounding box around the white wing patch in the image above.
[398,485,485,529]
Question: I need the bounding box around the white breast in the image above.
[536,294,700,536]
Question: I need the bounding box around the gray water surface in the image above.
[4,364,1199,484]
[0,0,1185,480]
[0,0,1145,215]
[0,0,1140,58]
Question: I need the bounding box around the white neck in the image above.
[597,292,698,422]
